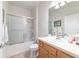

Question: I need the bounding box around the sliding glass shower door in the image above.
[6,14,34,45]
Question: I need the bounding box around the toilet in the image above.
[29,44,38,58]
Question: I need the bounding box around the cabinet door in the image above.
[39,46,48,58]
[57,50,72,58]
[43,42,57,58]
[49,47,57,57]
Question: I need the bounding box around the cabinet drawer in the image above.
[57,50,72,58]
[43,43,56,57]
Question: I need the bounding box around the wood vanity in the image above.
[38,40,73,58]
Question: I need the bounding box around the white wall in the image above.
[49,1,79,35]
[0,1,3,41]
[31,2,52,38]
[0,1,4,58]
[7,2,53,38]
[7,3,31,17]
[31,4,38,40]
[3,1,8,12]
[31,6,36,40]
[38,2,51,37]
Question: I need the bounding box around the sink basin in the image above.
[46,37,68,45]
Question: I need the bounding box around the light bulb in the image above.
[66,1,71,3]
[60,1,65,6]
[54,4,60,9]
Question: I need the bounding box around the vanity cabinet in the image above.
[38,40,56,58]
[57,50,73,58]
[39,40,49,58]
[38,40,73,58]
[39,46,48,58]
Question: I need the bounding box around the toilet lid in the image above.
[30,44,38,49]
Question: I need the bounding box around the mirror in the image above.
[49,1,79,36]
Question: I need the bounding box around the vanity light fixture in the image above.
[54,4,60,9]
[54,1,71,10]
[60,1,66,6]
[66,1,71,3]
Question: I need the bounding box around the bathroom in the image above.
[2,1,39,58]
[1,0,79,58]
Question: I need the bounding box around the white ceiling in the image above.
[8,1,39,10]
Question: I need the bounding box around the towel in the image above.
[0,23,8,46]
[0,23,5,46]
[4,24,8,43]
[68,36,75,43]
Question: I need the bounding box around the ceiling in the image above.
[8,1,39,10]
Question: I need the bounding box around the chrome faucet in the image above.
[0,42,7,48]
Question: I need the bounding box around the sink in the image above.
[46,37,68,45]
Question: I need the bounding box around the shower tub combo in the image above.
[3,14,37,58]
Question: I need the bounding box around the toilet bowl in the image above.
[29,44,38,58]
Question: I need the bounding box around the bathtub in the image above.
[2,41,35,58]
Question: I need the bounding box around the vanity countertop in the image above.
[38,36,79,58]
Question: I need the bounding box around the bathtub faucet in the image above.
[0,42,6,48]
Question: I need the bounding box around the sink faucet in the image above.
[56,27,60,39]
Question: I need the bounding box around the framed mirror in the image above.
[49,1,79,36]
